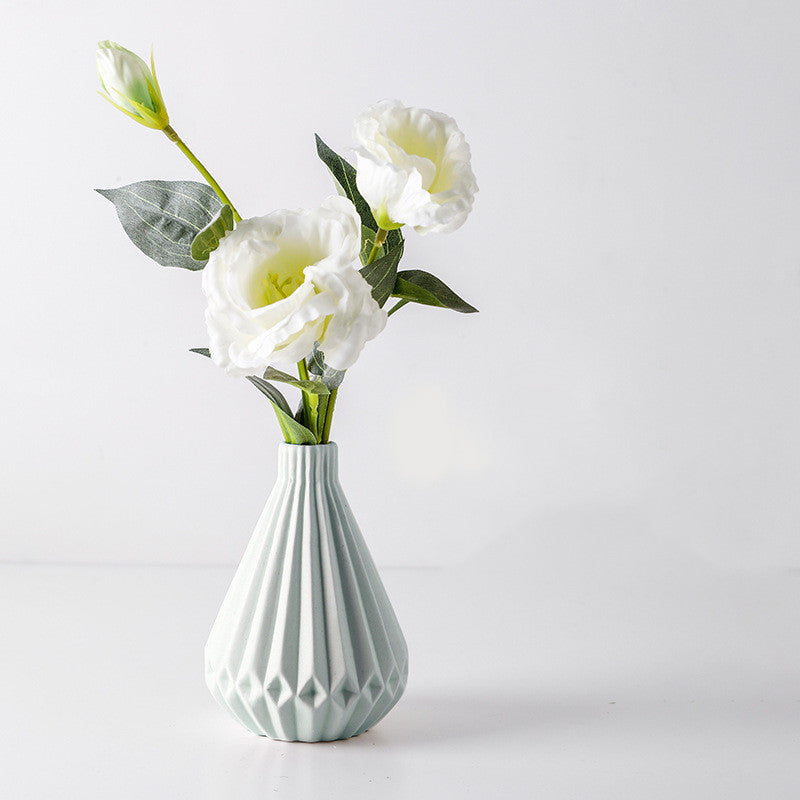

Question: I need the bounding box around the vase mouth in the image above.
[277,441,338,449]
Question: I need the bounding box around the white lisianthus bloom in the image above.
[96,40,169,130]
[202,196,386,376]
[354,100,478,235]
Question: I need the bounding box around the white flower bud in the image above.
[96,40,169,130]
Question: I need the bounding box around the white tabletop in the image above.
[2,525,798,799]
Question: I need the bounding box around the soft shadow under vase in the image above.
[205,442,408,741]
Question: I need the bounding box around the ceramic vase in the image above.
[204,442,408,741]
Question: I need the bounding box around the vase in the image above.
[204,442,408,741]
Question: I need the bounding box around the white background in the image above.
[2,0,799,570]
[1,2,799,797]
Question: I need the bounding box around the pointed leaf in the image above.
[190,204,234,261]
[96,180,223,270]
[247,376,318,444]
[385,227,404,253]
[271,403,319,445]
[315,135,376,231]
[190,347,211,358]
[392,269,478,313]
[246,375,292,415]
[262,367,329,396]
[360,242,404,308]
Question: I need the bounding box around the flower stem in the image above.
[321,387,338,444]
[365,228,388,265]
[316,228,388,444]
[296,359,317,440]
[163,125,242,222]
[387,299,409,317]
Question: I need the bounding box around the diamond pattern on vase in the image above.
[205,443,409,742]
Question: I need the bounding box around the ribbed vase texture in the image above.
[205,443,408,741]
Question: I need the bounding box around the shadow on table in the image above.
[371,692,593,745]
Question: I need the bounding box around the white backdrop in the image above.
[1,0,799,570]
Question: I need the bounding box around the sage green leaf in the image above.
[96,180,223,270]
[272,404,318,444]
[190,204,234,261]
[308,343,345,389]
[360,242,404,307]
[247,376,317,444]
[190,348,211,358]
[247,376,292,415]
[262,366,328,441]
[392,270,478,313]
[315,135,376,231]
[262,367,329,396]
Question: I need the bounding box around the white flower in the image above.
[202,196,386,376]
[354,100,478,235]
[96,40,169,130]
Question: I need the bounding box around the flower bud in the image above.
[96,40,169,130]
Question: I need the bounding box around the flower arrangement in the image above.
[96,41,479,445]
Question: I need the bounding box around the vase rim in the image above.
[278,442,336,450]
[277,441,337,449]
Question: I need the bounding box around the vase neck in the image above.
[276,442,339,483]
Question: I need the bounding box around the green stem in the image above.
[321,387,338,444]
[296,359,316,441]
[365,228,388,265]
[163,125,242,222]
[387,298,409,317]
[317,228,386,443]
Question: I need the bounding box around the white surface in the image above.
[2,520,798,799]
[2,1,800,569]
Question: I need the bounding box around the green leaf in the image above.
[262,367,329,441]
[190,347,211,358]
[315,135,376,232]
[262,367,329,396]
[391,270,478,313]
[96,180,223,270]
[308,342,346,389]
[386,227,404,253]
[360,242,404,308]
[246,376,292,415]
[314,135,405,257]
[190,204,234,261]
[247,376,318,444]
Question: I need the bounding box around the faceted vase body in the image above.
[204,443,408,742]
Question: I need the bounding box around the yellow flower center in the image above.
[262,271,298,303]
[247,243,321,309]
